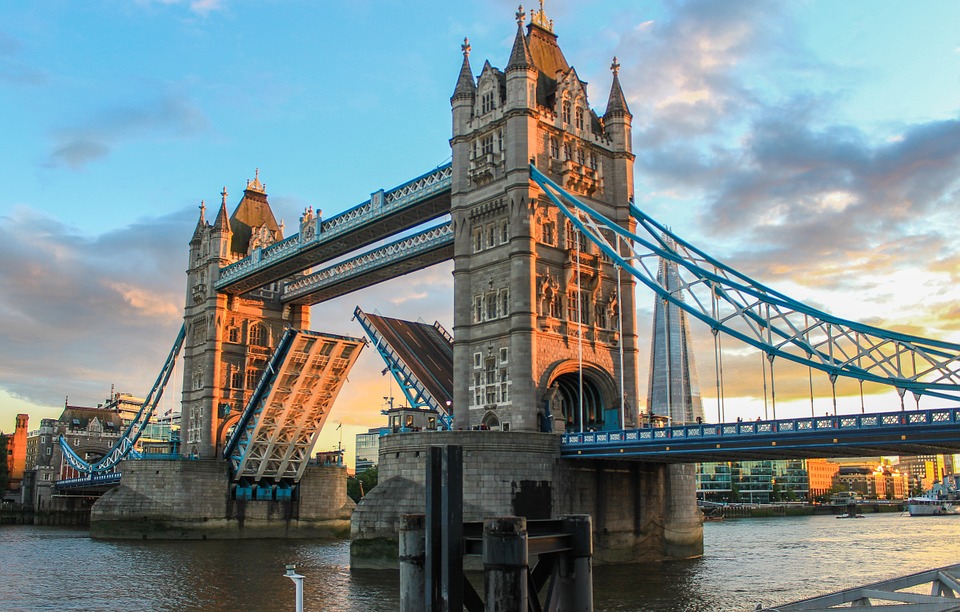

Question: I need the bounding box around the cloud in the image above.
[135,0,225,16]
[0,31,48,86]
[0,206,191,408]
[45,94,209,170]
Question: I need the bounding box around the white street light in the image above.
[284,564,304,612]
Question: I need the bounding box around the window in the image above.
[549,138,559,159]
[474,229,483,252]
[567,290,589,324]
[474,352,482,369]
[590,153,598,171]
[502,422,511,432]
[501,221,509,244]
[481,90,496,114]
[575,106,584,130]
[231,367,243,389]
[563,142,572,161]
[542,221,556,246]
[499,289,510,318]
[562,99,571,124]
[246,368,260,390]
[227,327,239,343]
[497,130,503,153]
[249,324,266,347]
[500,347,509,364]
[486,292,497,320]
[487,225,495,247]
[474,296,483,323]
[481,134,494,155]
[576,148,585,165]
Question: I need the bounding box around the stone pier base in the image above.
[350,431,702,568]
[90,459,353,539]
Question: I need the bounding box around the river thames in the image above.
[1,513,957,611]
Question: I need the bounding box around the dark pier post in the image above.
[483,517,528,612]
[559,514,593,611]
[400,514,426,611]
[425,445,464,611]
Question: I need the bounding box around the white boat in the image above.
[907,492,959,516]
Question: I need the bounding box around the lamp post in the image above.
[285,564,304,612]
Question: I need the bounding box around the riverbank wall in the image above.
[90,459,353,539]
[350,430,703,568]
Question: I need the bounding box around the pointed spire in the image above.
[452,37,477,101]
[507,6,535,72]
[604,57,631,119]
[213,188,230,233]
[191,200,206,243]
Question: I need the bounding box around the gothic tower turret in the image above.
[180,172,309,459]
[450,6,639,433]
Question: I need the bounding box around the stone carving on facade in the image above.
[300,206,319,241]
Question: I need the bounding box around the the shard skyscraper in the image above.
[646,242,704,425]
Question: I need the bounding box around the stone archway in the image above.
[218,412,242,451]
[481,410,501,430]
[541,361,619,433]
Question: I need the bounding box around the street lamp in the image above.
[285,564,304,612]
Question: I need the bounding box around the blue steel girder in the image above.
[59,324,186,475]
[215,164,452,294]
[224,329,365,483]
[529,164,960,403]
[281,222,453,305]
[353,307,453,429]
[561,407,960,463]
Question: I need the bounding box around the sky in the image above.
[1,1,959,468]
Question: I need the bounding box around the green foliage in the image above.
[0,435,9,492]
[348,467,378,503]
[730,481,741,503]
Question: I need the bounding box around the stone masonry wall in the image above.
[90,459,351,539]
[350,431,703,568]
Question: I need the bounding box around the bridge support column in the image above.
[399,514,426,612]
[483,517,529,612]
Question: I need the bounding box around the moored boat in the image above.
[907,488,959,516]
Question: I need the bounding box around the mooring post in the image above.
[399,514,426,612]
[425,445,464,611]
[559,514,593,611]
[483,516,528,612]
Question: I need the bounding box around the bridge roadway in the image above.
[561,407,960,462]
[215,164,452,295]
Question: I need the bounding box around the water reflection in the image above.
[2,514,958,611]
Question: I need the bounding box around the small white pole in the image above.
[285,564,304,612]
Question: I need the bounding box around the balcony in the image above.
[468,152,502,186]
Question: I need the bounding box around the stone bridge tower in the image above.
[180,173,310,459]
[450,6,639,432]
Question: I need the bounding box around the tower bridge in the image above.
[73,5,960,566]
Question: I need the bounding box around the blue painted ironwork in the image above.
[282,222,453,304]
[59,324,186,475]
[55,471,122,490]
[354,307,453,430]
[529,164,960,403]
[560,407,960,462]
[216,163,452,292]
[223,328,365,483]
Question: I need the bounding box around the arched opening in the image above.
[542,362,619,433]
[481,410,501,431]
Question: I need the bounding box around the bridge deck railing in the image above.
[216,164,452,287]
[561,407,960,446]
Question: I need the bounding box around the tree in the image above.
[348,467,378,503]
[730,481,741,503]
[771,482,782,502]
[0,434,9,492]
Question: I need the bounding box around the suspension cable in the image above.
[616,261,625,429]
[768,354,777,421]
[576,226,584,433]
[761,351,769,420]
[805,314,814,418]
[718,328,726,423]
